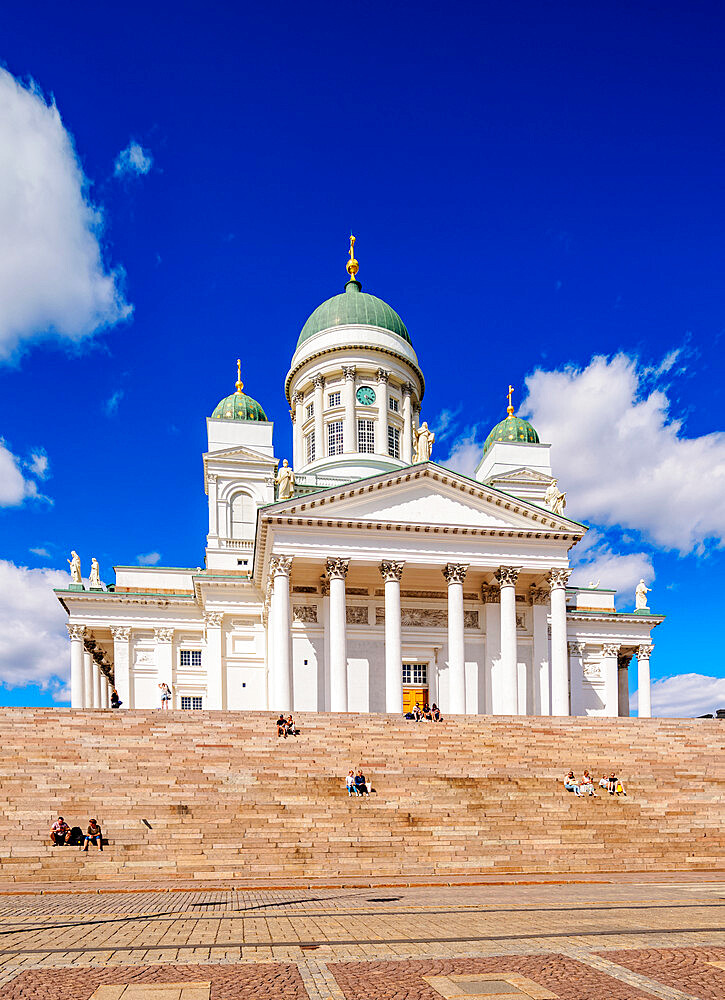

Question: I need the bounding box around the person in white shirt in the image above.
[563,771,582,796]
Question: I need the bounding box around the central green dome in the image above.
[297,278,411,349]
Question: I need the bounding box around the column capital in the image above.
[270,554,293,577]
[312,373,325,390]
[291,391,303,405]
[568,641,586,656]
[602,642,621,657]
[325,557,349,580]
[529,584,549,605]
[342,365,357,381]
[379,560,405,583]
[110,626,131,641]
[66,623,86,641]
[376,367,390,384]
[203,612,224,630]
[481,582,500,603]
[547,567,572,591]
[443,563,468,585]
[637,643,653,660]
[206,472,218,484]
[154,627,174,643]
[402,381,414,398]
[495,566,521,588]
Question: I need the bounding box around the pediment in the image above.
[204,444,276,466]
[489,467,555,484]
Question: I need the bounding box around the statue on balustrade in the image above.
[544,479,567,515]
[414,422,435,463]
[275,458,295,500]
[89,558,102,590]
[67,550,82,584]
[635,579,651,611]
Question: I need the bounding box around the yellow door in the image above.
[403,687,429,713]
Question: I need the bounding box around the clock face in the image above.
[356,385,376,406]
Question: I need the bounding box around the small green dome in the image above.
[482,413,539,455]
[297,278,411,349]
[211,361,268,422]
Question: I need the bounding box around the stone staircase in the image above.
[0,709,723,883]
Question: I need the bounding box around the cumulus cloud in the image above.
[632,673,725,718]
[441,426,485,477]
[0,440,48,505]
[0,67,130,360]
[0,560,70,692]
[568,528,654,600]
[114,141,153,178]
[137,551,161,566]
[522,353,725,554]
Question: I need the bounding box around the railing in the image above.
[218,538,255,549]
[269,471,355,501]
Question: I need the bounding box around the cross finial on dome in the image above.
[346,233,359,280]
[507,384,514,417]
[235,358,244,394]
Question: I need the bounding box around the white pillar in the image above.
[207,473,219,539]
[496,566,520,714]
[154,628,174,707]
[292,392,303,468]
[444,563,468,714]
[375,368,390,455]
[637,644,653,718]
[321,577,331,711]
[67,624,85,708]
[548,568,571,715]
[530,587,551,715]
[380,560,404,713]
[402,383,413,464]
[101,675,109,709]
[342,366,356,453]
[111,626,131,708]
[618,654,631,717]
[313,375,324,460]
[326,557,349,712]
[270,555,293,710]
[568,641,586,716]
[83,646,94,709]
[482,585,499,713]
[601,643,620,718]
[93,658,102,708]
[203,615,223,709]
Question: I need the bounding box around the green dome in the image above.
[211,389,267,422]
[297,278,411,349]
[482,413,539,455]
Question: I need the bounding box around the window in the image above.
[389,396,399,413]
[402,663,427,685]
[230,491,255,540]
[180,649,202,667]
[327,420,344,456]
[306,430,316,463]
[357,418,375,453]
[306,402,314,420]
[388,425,400,459]
[328,391,341,408]
[181,696,203,710]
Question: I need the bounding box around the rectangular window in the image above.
[388,425,400,459]
[179,649,202,667]
[357,418,375,453]
[327,420,344,456]
[181,696,203,710]
[328,391,341,408]
[389,396,399,412]
[305,402,314,420]
[306,430,315,463]
[402,663,427,685]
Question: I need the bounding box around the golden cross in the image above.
[235,358,244,393]
[507,384,514,409]
[349,234,356,262]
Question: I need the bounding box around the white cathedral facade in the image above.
[58,243,662,717]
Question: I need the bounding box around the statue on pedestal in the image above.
[67,550,82,585]
[635,579,651,611]
[544,479,567,515]
[275,459,295,500]
[89,558,102,590]
[414,422,435,463]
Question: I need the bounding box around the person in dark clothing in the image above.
[354,769,369,795]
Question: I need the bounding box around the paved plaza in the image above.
[0,875,723,998]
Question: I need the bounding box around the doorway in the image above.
[402,662,429,713]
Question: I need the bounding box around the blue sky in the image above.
[1,1,724,714]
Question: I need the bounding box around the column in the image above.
[380,560,404,713]
[530,586,551,715]
[375,368,390,455]
[637,644,653,718]
[618,653,632,717]
[207,473,219,539]
[291,392,303,468]
[326,557,349,712]
[203,615,223,709]
[313,375,324,460]
[402,383,413,464]
[154,628,175,707]
[262,582,273,707]
[548,568,572,715]
[67,624,85,708]
[481,584,499,713]
[601,643,620,717]
[495,566,520,714]
[320,576,331,710]
[93,655,103,708]
[111,626,131,708]
[270,555,293,710]
[342,366,356,453]
[83,643,94,709]
[443,564,468,714]
[568,641,586,716]
[101,675,110,709]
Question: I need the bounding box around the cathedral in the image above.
[58,240,662,717]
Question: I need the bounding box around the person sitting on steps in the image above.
[83,818,103,852]
[50,816,71,846]
[345,770,358,796]
[579,770,597,796]
[285,714,299,736]
[431,703,442,721]
[110,688,122,708]
[563,771,582,796]
[276,714,288,738]
[354,768,370,796]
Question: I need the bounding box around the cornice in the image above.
[285,341,425,403]
[566,610,665,626]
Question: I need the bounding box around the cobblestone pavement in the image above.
[0,879,723,998]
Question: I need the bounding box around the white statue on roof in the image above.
[414,422,435,463]
[635,579,651,611]
[275,459,295,500]
[89,558,102,590]
[544,479,567,515]
[67,550,81,584]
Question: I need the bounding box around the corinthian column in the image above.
[443,563,468,714]
[601,643,620,717]
[380,560,405,712]
[83,642,94,709]
[111,626,131,709]
[270,555,293,710]
[67,624,85,708]
[326,557,349,712]
[548,568,571,714]
[637,644,653,718]
[202,615,223,709]
[402,383,413,464]
[375,369,390,455]
[313,375,324,460]
[342,366,356,453]
[292,392,303,468]
[495,566,520,714]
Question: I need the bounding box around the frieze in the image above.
[346,606,368,625]
[464,610,479,629]
[402,608,447,627]
[292,586,317,594]
[293,605,318,624]
[583,661,603,681]
[481,583,500,604]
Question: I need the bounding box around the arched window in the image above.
[230,492,255,540]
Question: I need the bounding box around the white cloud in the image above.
[440,426,485,477]
[137,551,161,565]
[26,449,49,480]
[632,673,725,718]
[114,141,153,178]
[569,528,654,600]
[0,67,130,360]
[104,389,124,415]
[432,406,463,443]
[29,547,51,558]
[0,560,70,691]
[0,440,41,505]
[522,353,725,554]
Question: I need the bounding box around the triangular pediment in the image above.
[489,467,555,484]
[204,444,276,465]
